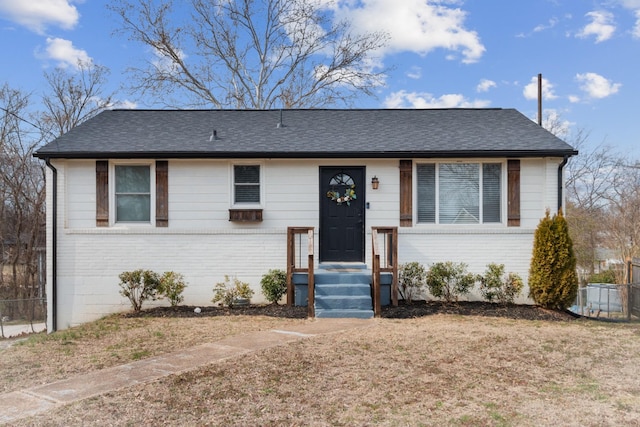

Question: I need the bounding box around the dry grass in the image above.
[0,314,307,394]
[4,314,640,426]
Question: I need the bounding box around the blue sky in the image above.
[0,0,638,154]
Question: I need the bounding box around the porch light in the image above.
[371,176,379,190]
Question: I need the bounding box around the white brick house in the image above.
[34,109,577,331]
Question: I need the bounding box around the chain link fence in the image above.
[571,284,624,320]
[0,298,46,338]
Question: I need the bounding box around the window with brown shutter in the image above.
[399,160,412,227]
[416,162,502,224]
[96,161,109,227]
[95,161,168,227]
[507,159,521,227]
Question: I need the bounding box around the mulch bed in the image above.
[126,300,577,322]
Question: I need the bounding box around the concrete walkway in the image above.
[0,318,372,424]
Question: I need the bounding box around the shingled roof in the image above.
[34,108,577,159]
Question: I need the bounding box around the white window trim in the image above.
[414,159,506,226]
[110,160,156,227]
[230,162,264,208]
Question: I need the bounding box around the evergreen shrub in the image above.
[260,269,287,304]
[398,262,427,304]
[426,261,476,302]
[118,269,161,311]
[158,271,187,306]
[528,210,578,309]
[212,275,255,308]
[478,263,524,304]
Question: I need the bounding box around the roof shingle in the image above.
[34,108,577,159]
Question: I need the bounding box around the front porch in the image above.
[286,227,398,318]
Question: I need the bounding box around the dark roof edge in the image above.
[107,107,508,112]
[34,149,579,160]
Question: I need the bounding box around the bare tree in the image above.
[601,165,640,283]
[541,112,630,281]
[40,61,114,137]
[0,66,114,324]
[564,136,623,279]
[0,84,46,320]
[110,0,388,108]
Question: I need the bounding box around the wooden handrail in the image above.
[286,227,315,317]
[371,226,398,316]
[307,229,315,318]
[372,229,381,316]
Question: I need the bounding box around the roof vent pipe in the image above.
[538,73,543,126]
[276,109,284,128]
[209,129,217,141]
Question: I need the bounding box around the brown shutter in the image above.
[507,160,520,227]
[96,161,109,227]
[399,160,413,227]
[155,160,168,227]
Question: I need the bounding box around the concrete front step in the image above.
[293,263,394,314]
[314,272,372,285]
[315,308,374,319]
[315,295,372,310]
[315,283,371,297]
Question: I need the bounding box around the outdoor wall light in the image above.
[371,176,379,190]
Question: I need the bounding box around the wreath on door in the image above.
[326,173,357,206]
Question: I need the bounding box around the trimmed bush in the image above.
[426,261,476,303]
[118,269,161,312]
[478,263,524,304]
[158,271,187,307]
[260,269,287,305]
[398,262,427,304]
[212,275,255,308]
[528,210,578,310]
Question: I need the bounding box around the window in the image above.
[417,162,502,224]
[115,165,151,222]
[234,165,260,204]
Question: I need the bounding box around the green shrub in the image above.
[398,262,427,304]
[426,261,476,303]
[528,210,578,310]
[212,275,255,308]
[478,263,524,304]
[118,269,161,312]
[587,269,617,284]
[260,269,287,305]
[158,271,187,307]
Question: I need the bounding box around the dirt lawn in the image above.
[2,304,640,426]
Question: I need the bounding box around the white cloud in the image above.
[109,99,138,110]
[43,37,92,69]
[533,17,559,33]
[0,0,79,34]
[540,109,573,139]
[615,2,640,38]
[523,76,557,101]
[406,66,422,80]
[329,0,485,63]
[617,0,640,8]
[568,95,581,103]
[152,47,187,76]
[576,11,616,43]
[383,90,490,109]
[476,79,496,93]
[575,72,621,99]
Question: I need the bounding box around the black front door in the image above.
[320,167,365,262]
